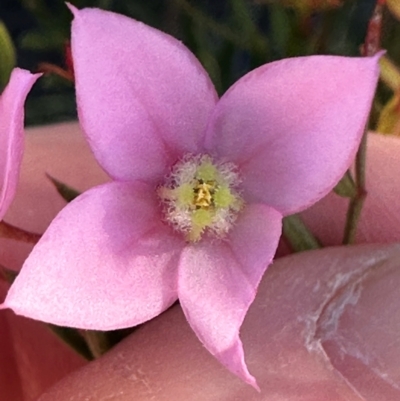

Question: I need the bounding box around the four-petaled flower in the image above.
[2,7,380,388]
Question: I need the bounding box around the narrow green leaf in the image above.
[0,264,18,284]
[83,330,112,359]
[230,0,256,36]
[269,3,291,57]
[192,21,222,93]
[230,0,269,57]
[46,174,81,202]
[342,130,368,244]
[283,214,322,252]
[0,21,16,90]
[175,0,258,53]
[333,170,357,198]
[48,325,94,361]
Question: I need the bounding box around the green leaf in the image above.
[323,0,376,56]
[269,3,291,57]
[191,21,222,93]
[333,170,357,198]
[46,174,81,202]
[376,93,400,135]
[48,325,94,361]
[282,214,322,252]
[82,330,112,359]
[0,21,16,90]
[0,264,18,284]
[230,0,269,57]
[20,30,65,51]
[379,56,400,92]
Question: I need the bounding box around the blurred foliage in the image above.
[0,21,16,89]
[0,0,399,126]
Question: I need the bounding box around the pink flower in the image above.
[2,7,380,388]
[0,69,40,221]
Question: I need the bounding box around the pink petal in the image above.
[0,122,109,272]
[70,6,218,183]
[3,181,184,329]
[0,69,40,221]
[205,55,380,216]
[178,204,282,388]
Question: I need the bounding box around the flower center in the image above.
[158,155,244,242]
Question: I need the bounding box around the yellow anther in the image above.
[194,182,213,208]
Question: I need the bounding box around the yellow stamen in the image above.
[192,208,213,227]
[196,159,218,182]
[214,186,235,208]
[176,183,194,207]
[188,209,213,242]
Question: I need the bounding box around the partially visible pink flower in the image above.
[0,69,40,221]
[2,7,380,388]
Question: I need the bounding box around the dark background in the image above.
[0,0,396,126]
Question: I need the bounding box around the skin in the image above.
[1,123,399,401]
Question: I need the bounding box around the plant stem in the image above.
[283,214,322,252]
[343,0,382,243]
[0,221,41,243]
[342,129,368,244]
